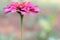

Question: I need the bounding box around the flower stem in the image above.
[20,14,23,27]
[20,14,23,40]
[17,12,23,40]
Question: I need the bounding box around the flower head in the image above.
[4,2,40,16]
[4,2,20,14]
[19,2,40,16]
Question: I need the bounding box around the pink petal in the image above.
[30,12,35,16]
[11,2,18,6]
[11,9,17,13]
[22,8,27,11]
[22,7,30,12]
[21,11,27,15]
[4,9,11,14]
[27,2,35,7]
[34,7,40,12]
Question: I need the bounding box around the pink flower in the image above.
[4,2,20,14]
[19,2,40,16]
[4,2,40,16]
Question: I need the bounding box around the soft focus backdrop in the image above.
[0,0,60,40]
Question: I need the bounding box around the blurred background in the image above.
[0,0,60,40]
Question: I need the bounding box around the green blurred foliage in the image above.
[0,33,7,40]
[49,13,56,26]
[39,18,51,32]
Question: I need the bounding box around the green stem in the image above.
[17,11,23,40]
[20,14,23,27]
[20,15,23,40]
